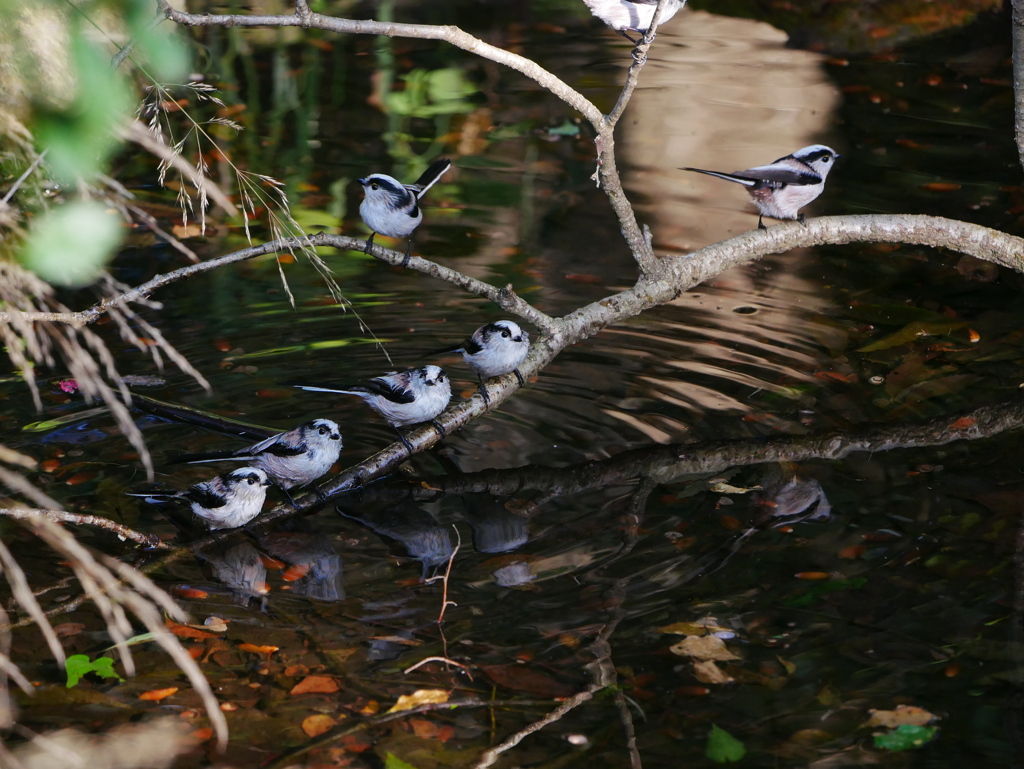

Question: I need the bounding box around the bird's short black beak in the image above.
[357,178,367,186]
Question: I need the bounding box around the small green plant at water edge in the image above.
[65,654,124,688]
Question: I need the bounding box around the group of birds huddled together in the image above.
[131,320,531,531]
[134,0,844,534]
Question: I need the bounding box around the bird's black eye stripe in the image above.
[803,150,834,164]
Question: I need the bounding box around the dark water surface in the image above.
[4,3,1023,766]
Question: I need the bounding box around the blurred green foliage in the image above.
[2,0,188,285]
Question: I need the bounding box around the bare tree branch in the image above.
[1014,0,1024,172]
[0,508,164,549]
[606,0,673,127]
[154,0,605,127]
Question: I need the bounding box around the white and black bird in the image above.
[294,366,451,452]
[680,144,840,229]
[171,419,342,491]
[583,0,686,44]
[130,467,271,531]
[358,158,452,267]
[454,320,530,405]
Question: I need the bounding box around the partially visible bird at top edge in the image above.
[582,0,687,47]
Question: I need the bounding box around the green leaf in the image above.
[126,0,190,82]
[65,655,92,688]
[65,654,124,688]
[873,724,938,751]
[706,724,746,763]
[105,632,157,650]
[384,753,419,769]
[546,119,580,137]
[21,201,124,286]
[784,578,868,607]
[35,20,134,182]
[858,321,967,352]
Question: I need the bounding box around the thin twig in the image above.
[1,151,48,206]
[428,524,460,624]
[472,687,600,768]
[403,656,474,680]
[606,0,673,127]
[155,1,604,128]
[0,508,165,549]
[123,201,200,263]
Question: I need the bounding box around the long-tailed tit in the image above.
[680,144,840,229]
[358,159,452,267]
[294,366,451,452]
[130,467,271,530]
[172,419,342,490]
[455,320,530,405]
[583,0,686,44]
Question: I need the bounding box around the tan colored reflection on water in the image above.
[603,10,844,442]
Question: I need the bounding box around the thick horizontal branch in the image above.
[9,212,1020,519]
[155,1,604,128]
[140,213,1024,517]
[395,397,1024,500]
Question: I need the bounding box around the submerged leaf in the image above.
[387,689,450,713]
[670,635,741,662]
[693,660,734,685]
[706,724,746,762]
[384,754,420,769]
[859,320,967,352]
[867,704,938,728]
[873,724,938,751]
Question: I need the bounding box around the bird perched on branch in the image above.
[129,467,271,530]
[170,418,342,490]
[294,366,451,453]
[680,145,840,229]
[449,320,530,405]
[358,159,452,267]
[583,0,686,44]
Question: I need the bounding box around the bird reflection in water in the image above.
[257,519,345,602]
[754,472,832,527]
[200,541,269,607]
[338,502,454,581]
[462,493,534,587]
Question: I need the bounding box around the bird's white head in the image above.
[358,174,408,205]
[418,365,448,387]
[480,320,528,346]
[227,467,270,488]
[303,418,342,447]
[793,145,841,179]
